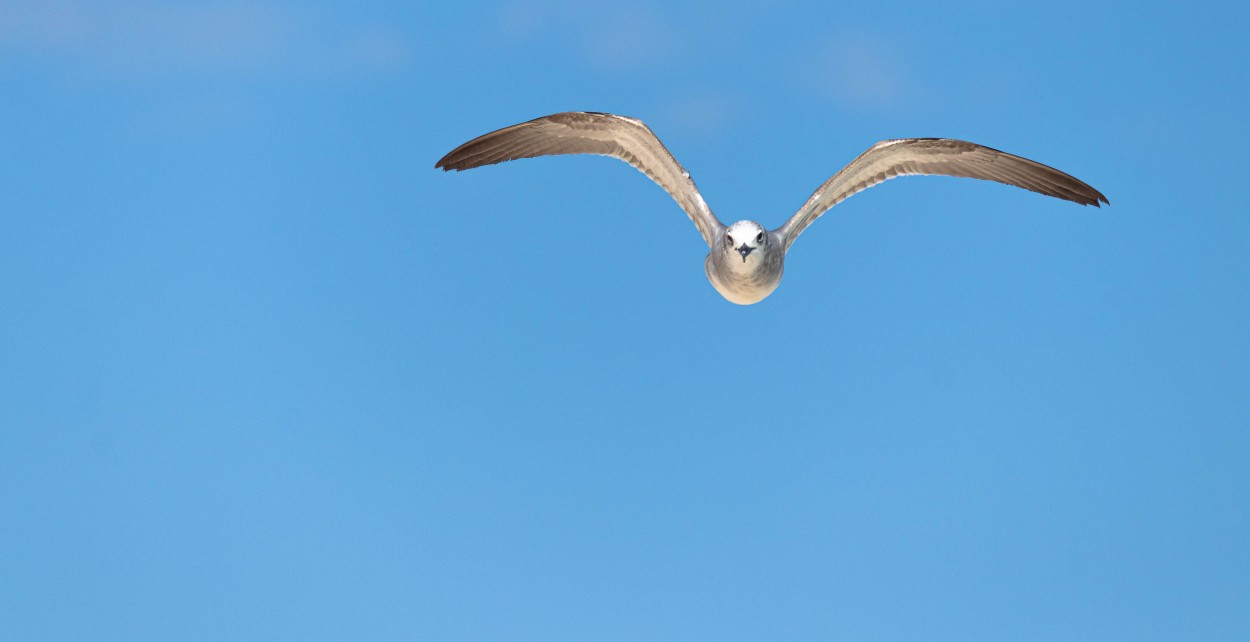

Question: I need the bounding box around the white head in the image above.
[723,220,769,263]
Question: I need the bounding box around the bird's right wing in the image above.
[436,112,725,248]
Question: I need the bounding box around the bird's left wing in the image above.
[775,138,1109,251]
[436,112,724,248]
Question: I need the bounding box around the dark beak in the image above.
[736,243,753,262]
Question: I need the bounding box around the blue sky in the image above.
[2,1,1248,639]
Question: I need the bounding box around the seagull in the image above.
[436,112,1108,305]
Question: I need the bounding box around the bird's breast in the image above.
[704,252,784,305]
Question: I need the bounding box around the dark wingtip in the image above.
[1077,186,1109,207]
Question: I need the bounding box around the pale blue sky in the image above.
[2,1,1248,640]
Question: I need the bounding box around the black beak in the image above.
[736,243,753,262]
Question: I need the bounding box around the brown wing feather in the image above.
[777,138,1108,251]
[437,112,723,247]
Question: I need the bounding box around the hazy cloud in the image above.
[493,0,556,43]
[578,7,678,72]
[0,1,414,82]
[792,33,911,109]
[491,0,680,72]
[658,90,741,138]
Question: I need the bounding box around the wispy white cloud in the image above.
[490,0,681,72]
[658,90,741,138]
[0,1,288,75]
[0,1,414,82]
[790,33,911,109]
[492,0,556,43]
[578,7,678,72]
[329,25,414,75]
[483,2,748,134]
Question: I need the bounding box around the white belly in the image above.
[705,254,783,305]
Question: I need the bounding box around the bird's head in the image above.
[723,220,769,263]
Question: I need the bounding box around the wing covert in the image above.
[775,138,1108,251]
[437,112,724,247]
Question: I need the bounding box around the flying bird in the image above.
[436,112,1108,305]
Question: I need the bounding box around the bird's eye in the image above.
[725,234,734,246]
[755,231,765,244]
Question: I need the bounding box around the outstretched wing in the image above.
[775,138,1109,251]
[436,112,724,248]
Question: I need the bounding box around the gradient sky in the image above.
[2,1,1248,640]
